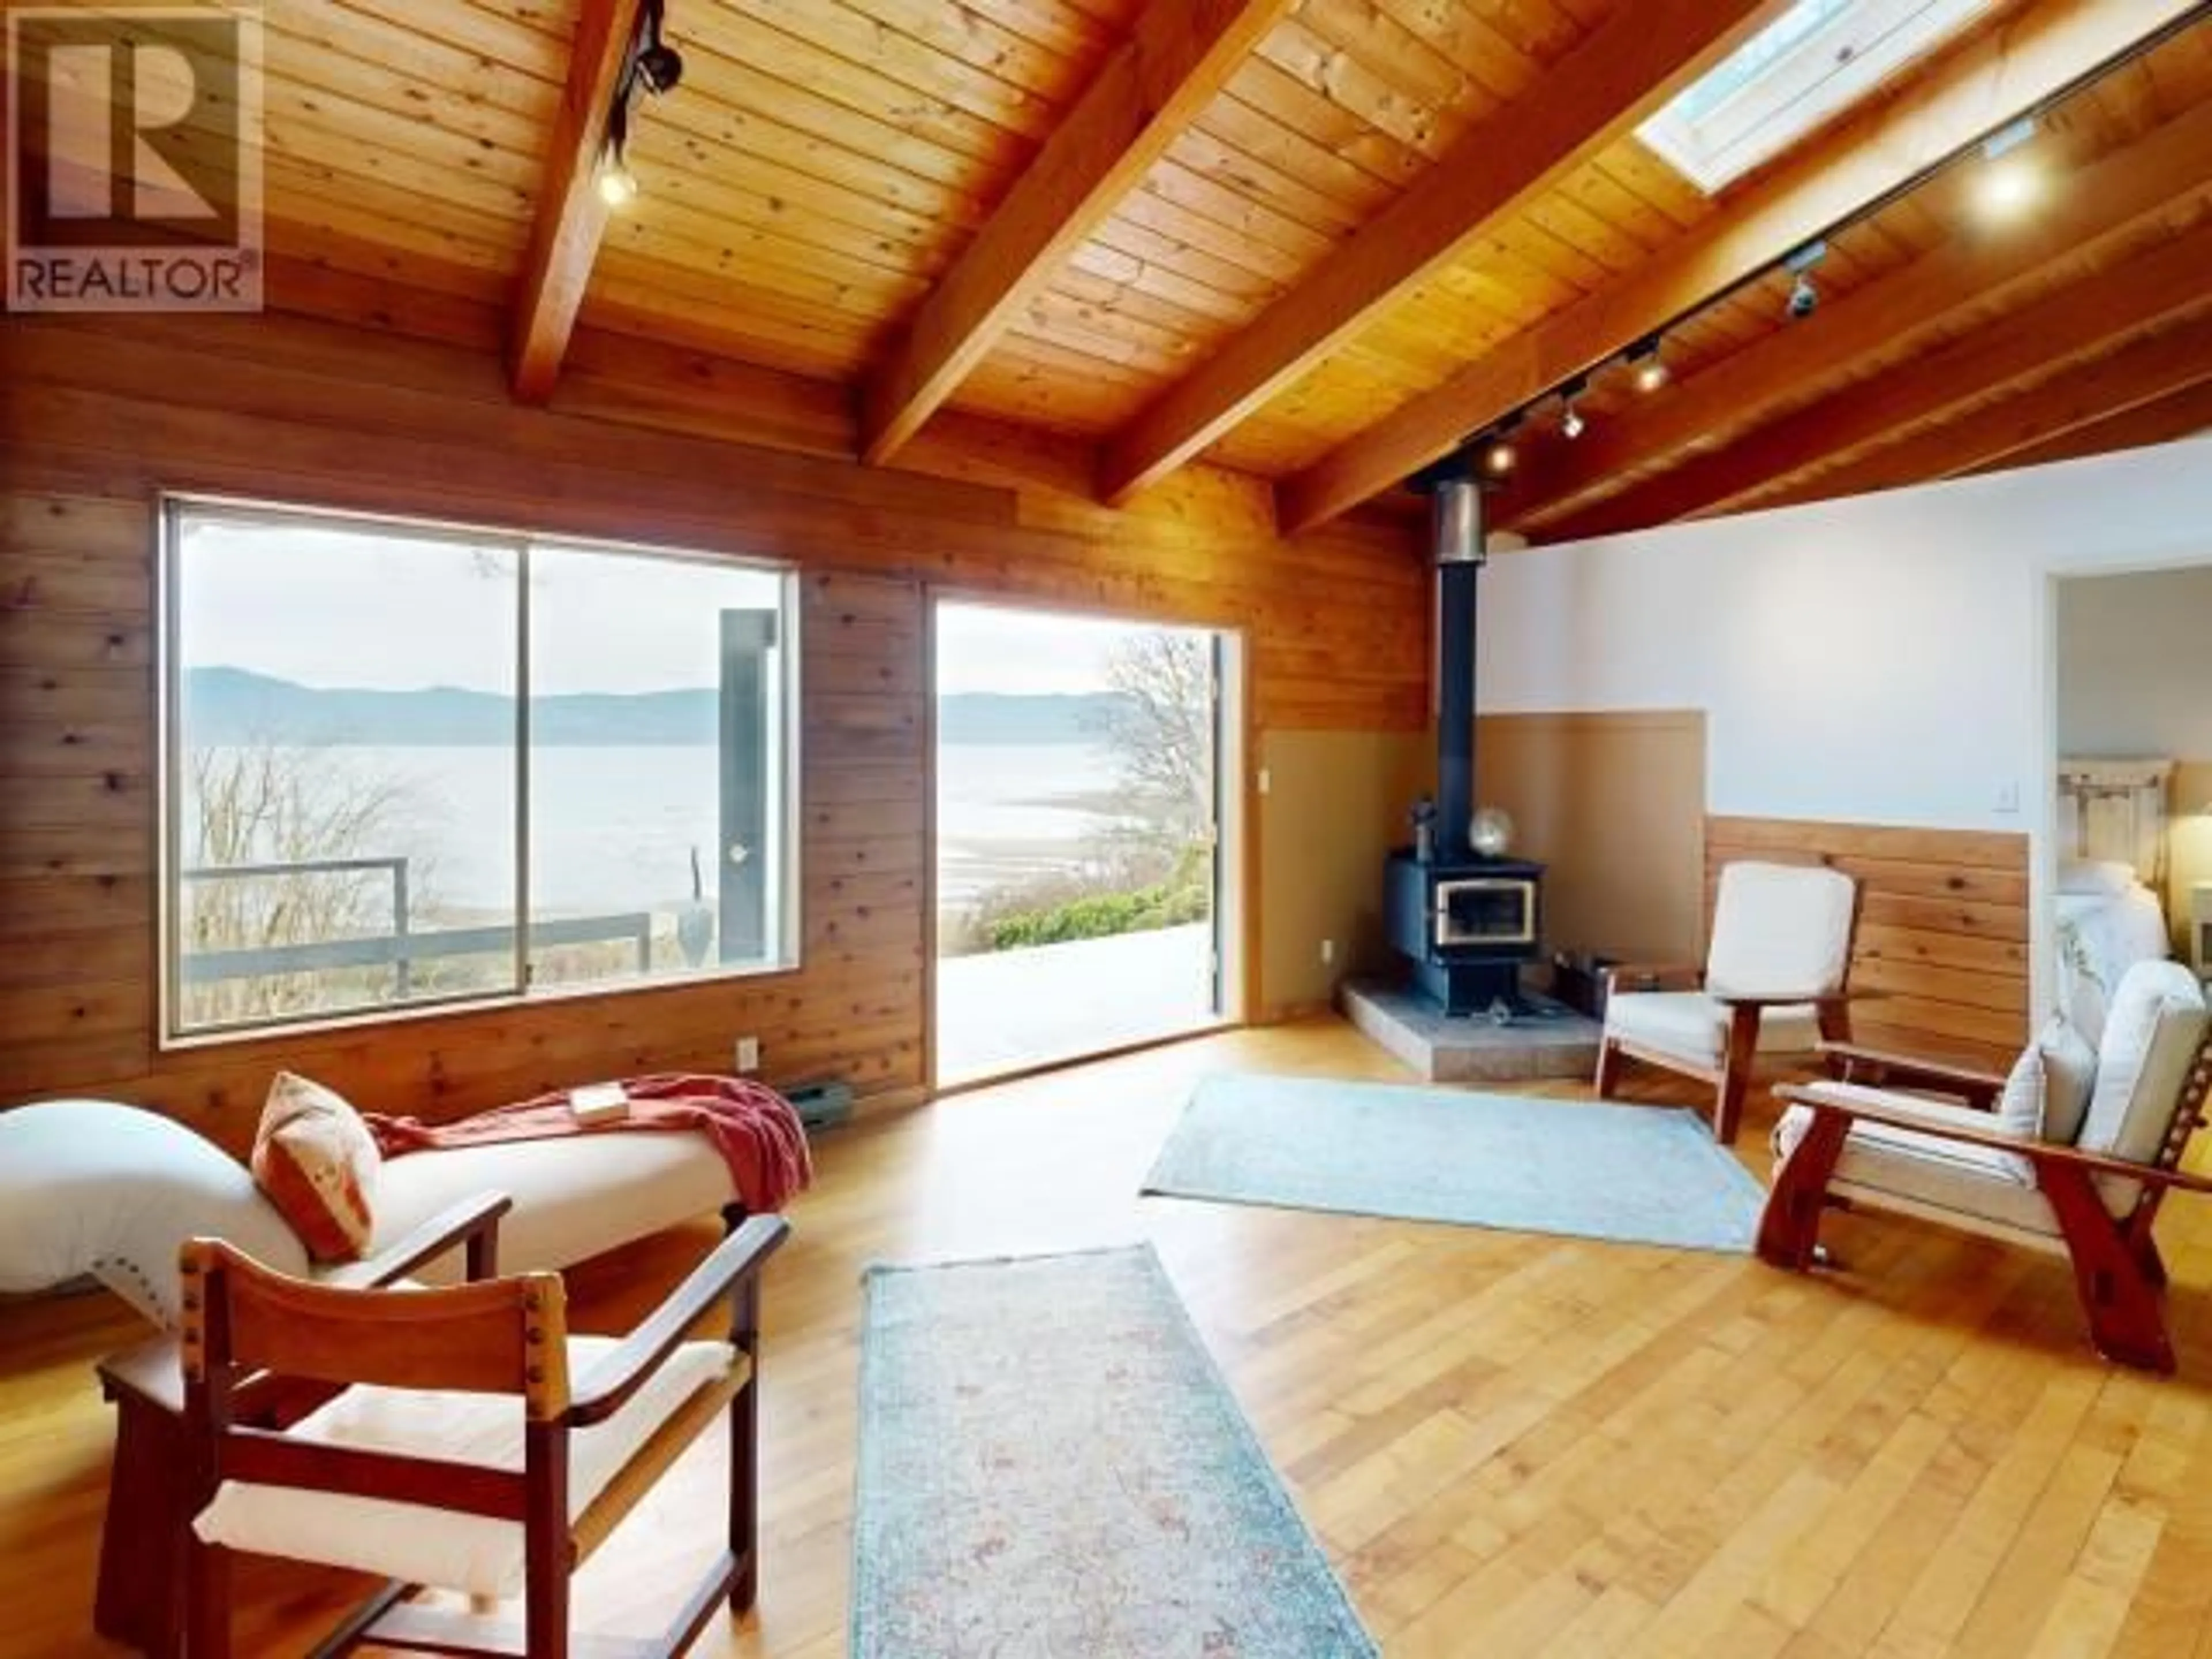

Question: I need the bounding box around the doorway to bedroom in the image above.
[931,600,1241,1088]
[2052,567,2212,1036]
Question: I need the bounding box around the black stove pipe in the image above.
[1431,472,1484,860]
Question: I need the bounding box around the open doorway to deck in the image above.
[932,600,1241,1088]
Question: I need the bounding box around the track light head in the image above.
[1783,240,1827,321]
[1627,336,1669,393]
[636,40,684,93]
[1558,376,1589,440]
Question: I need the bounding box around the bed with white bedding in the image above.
[2055,759,2175,1043]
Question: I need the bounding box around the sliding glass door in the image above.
[933,600,1232,1085]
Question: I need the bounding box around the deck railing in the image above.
[177,857,653,990]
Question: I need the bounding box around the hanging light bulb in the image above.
[1482,435,1518,476]
[598,155,639,207]
[1973,117,2043,223]
[597,94,638,208]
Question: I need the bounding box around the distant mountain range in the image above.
[182,668,1127,747]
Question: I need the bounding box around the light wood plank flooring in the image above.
[7,1016,2212,1657]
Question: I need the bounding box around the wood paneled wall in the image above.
[0,309,1427,1158]
[1705,816,2031,1070]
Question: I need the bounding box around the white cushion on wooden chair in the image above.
[1605,991,1821,1066]
[1706,862,1857,998]
[2073,961,2209,1211]
[193,1335,731,1598]
[1774,1088,2061,1240]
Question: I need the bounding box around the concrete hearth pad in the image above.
[1341,978,1602,1084]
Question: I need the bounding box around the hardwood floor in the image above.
[7,1015,2212,1657]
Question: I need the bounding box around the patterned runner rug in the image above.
[1143,1073,1766,1253]
[850,1244,1376,1658]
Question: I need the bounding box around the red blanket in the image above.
[363,1074,812,1214]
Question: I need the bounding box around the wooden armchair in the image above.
[1758,960,2212,1372]
[1596,861,1862,1143]
[180,1212,791,1658]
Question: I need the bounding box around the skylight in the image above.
[1638,0,1996,194]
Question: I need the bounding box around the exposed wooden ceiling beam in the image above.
[1967,375,2212,476]
[1274,0,2203,536]
[1503,95,2212,533]
[1749,307,2212,513]
[858,0,1296,467]
[510,0,644,404]
[1537,215,2212,540]
[1091,0,1790,505]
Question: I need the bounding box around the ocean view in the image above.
[184,740,1130,917]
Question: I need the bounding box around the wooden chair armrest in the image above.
[319,1190,512,1291]
[1602,961,1703,994]
[1777,1085,2212,1195]
[570,1214,791,1427]
[1813,1041,2007,1100]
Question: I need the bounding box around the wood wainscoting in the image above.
[1705,816,2031,1070]
[0,309,1429,1157]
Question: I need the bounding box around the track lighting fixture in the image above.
[1783,240,1827,320]
[635,0,685,93]
[595,0,684,208]
[1558,375,1589,441]
[1973,116,2041,222]
[1627,336,1669,393]
[599,96,638,208]
[1480,417,1521,478]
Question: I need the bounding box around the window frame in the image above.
[1635,0,1995,195]
[157,492,804,1049]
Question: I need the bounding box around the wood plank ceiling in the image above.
[50,0,2212,541]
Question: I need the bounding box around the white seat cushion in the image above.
[1605,990,1821,1066]
[367,1132,736,1284]
[1774,1093,2061,1238]
[193,1335,731,1599]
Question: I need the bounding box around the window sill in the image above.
[159,955,804,1055]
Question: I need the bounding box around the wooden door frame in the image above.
[921,588,1249,1096]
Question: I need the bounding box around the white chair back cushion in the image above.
[2076,960,2209,1166]
[1705,862,1858,998]
[0,1101,308,1327]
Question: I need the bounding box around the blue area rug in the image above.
[1143,1074,1766,1253]
[851,1245,1376,1658]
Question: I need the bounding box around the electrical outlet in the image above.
[1994,780,2021,814]
[734,1036,760,1073]
[1320,938,1336,966]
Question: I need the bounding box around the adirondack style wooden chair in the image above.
[179,1214,790,1658]
[1759,960,2212,1373]
[1596,860,1862,1143]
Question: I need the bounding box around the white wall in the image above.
[2057,566,2212,757]
[1475,431,2212,1015]
[1479,433,2212,829]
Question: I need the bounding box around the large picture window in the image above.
[162,498,798,1041]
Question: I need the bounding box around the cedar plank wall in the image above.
[1704,817,2032,1069]
[0,308,1427,1158]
